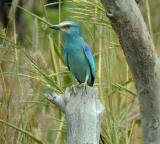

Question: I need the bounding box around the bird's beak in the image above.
[49,25,61,30]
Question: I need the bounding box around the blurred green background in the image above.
[0,0,160,144]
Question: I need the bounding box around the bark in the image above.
[46,86,105,144]
[101,0,160,144]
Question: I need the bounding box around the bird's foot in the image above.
[70,85,76,95]
[70,80,81,95]
[70,82,80,95]
[79,82,88,94]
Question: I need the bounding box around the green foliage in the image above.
[0,0,159,144]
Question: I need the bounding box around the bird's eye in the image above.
[65,25,71,29]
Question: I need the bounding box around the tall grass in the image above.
[0,0,158,144]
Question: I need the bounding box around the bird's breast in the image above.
[68,49,87,68]
[67,48,90,83]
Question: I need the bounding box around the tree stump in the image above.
[46,86,105,144]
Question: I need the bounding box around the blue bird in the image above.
[50,21,95,87]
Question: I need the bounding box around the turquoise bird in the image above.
[50,21,95,87]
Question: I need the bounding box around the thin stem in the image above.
[145,0,153,38]
[0,119,44,144]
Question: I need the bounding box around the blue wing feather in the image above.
[83,43,95,85]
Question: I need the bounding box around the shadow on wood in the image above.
[46,86,105,144]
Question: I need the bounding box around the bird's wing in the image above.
[83,43,95,85]
[63,49,70,70]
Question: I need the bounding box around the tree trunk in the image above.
[46,86,105,144]
[101,0,160,144]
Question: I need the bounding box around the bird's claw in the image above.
[70,79,88,95]
[70,81,81,95]
[79,82,87,94]
[70,85,77,95]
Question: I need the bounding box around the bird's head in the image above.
[50,21,82,37]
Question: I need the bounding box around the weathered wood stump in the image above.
[46,86,105,144]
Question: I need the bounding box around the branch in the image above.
[46,91,65,112]
[101,0,160,143]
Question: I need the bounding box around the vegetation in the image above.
[0,0,160,143]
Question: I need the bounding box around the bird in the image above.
[50,21,95,88]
